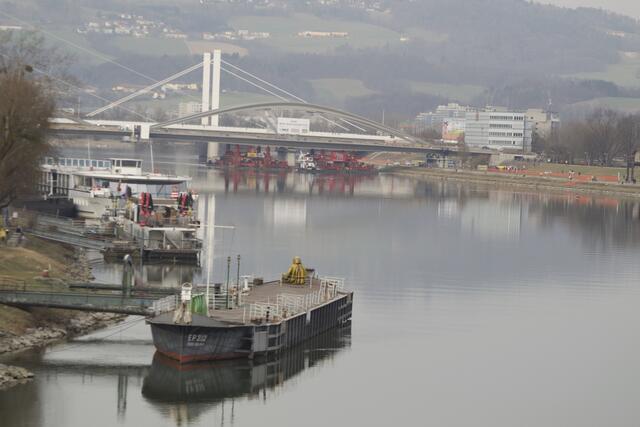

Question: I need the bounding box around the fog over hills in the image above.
[4,0,640,120]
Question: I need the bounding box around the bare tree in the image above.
[0,71,54,209]
[583,109,620,166]
[0,31,69,209]
[549,121,586,163]
[616,114,640,182]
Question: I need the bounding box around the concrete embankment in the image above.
[392,167,640,198]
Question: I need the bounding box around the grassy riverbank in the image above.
[0,237,123,369]
[392,167,640,198]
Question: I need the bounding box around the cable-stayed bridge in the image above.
[47,50,492,156]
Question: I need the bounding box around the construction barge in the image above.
[148,260,353,362]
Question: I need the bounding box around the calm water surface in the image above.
[2,144,640,426]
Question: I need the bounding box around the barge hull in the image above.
[150,292,353,363]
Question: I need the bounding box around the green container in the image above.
[191,294,207,315]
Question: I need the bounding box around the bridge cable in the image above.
[0,52,154,122]
[1,10,379,134]
[86,62,204,117]
[220,60,368,132]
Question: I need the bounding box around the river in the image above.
[2,143,640,426]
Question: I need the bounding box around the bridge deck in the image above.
[49,124,491,155]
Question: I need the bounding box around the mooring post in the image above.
[236,254,241,306]
[226,256,231,309]
[122,254,134,297]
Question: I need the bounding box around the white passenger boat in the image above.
[39,157,191,219]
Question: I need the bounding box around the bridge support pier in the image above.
[207,142,220,159]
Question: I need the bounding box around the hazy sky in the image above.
[541,1,640,19]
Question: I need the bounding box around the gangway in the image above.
[0,260,178,316]
[0,287,164,315]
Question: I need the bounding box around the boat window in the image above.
[97,161,104,168]
[94,179,108,188]
[79,160,85,167]
[121,160,138,168]
[105,161,111,168]
[72,159,78,166]
[115,160,121,167]
[91,160,97,167]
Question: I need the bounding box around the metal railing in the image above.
[247,276,346,324]
[150,294,179,315]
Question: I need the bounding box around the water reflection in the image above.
[91,259,199,288]
[0,325,350,427]
[7,143,640,426]
[204,169,383,197]
[141,325,351,426]
[91,173,640,290]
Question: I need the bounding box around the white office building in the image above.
[465,108,533,152]
[178,101,202,117]
[414,103,471,132]
[526,108,560,138]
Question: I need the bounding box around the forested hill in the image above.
[388,0,640,75]
[6,0,640,119]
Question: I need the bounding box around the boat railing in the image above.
[246,276,346,323]
[43,157,112,170]
[320,277,346,294]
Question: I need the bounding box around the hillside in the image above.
[4,0,640,118]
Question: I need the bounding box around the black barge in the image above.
[147,276,353,363]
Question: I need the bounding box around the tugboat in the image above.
[147,257,353,362]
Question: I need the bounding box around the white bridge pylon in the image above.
[201,50,221,127]
[86,51,223,121]
[84,50,365,134]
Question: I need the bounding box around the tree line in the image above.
[536,109,640,181]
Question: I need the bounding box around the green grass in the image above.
[186,40,248,56]
[529,163,626,177]
[106,36,190,56]
[220,90,280,105]
[42,28,189,62]
[566,97,640,113]
[409,81,485,103]
[43,29,114,65]
[228,13,402,53]
[569,52,640,88]
[404,27,449,43]
[310,78,376,106]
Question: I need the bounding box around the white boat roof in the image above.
[41,165,190,184]
[72,170,191,184]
